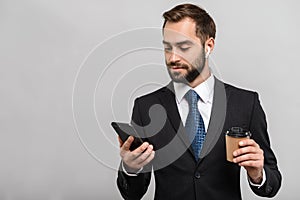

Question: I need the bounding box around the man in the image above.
[117,3,281,200]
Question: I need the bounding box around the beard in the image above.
[166,50,206,84]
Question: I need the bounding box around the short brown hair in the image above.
[163,3,216,44]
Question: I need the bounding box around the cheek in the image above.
[182,54,196,65]
[184,50,203,64]
[164,51,170,59]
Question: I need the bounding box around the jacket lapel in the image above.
[199,78,227,160]
[159,83,194,154]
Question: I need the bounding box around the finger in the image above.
[127,144,153,167]
[135,145,154,164]
[239,139,259,148]
[233,146,263,157]
[137,151,155,167]
[233,153,262,163]
[121,136,134,151]
[132,142,150,155]
[238,160,263,168]
[118,136,124,147]
[121,141,149,162]
[125,147,155,169]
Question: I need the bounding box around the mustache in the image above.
[166,62,189,69]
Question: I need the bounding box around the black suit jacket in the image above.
[117,78,281,200]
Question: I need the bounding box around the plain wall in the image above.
[1,0,299,199]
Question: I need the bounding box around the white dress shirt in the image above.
[173,74,214,131]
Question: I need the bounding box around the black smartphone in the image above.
[111,122,143,151]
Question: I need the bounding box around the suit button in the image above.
[266,186,272,193]
[195,172,201,179]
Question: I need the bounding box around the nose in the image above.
[168,50,181,63]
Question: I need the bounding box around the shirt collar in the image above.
[173,74,215,104]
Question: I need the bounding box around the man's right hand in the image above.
[119,136,155,173]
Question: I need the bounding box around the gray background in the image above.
[1,0,299,199]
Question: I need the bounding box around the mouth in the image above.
[168,63,188,70]
[170,65,188,72]
[171,67,184,71]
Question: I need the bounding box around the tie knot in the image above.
[185,90,199,106]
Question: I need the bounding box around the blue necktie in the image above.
[185,90,206,161]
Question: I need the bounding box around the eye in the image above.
[164,46,172,52]
[179,47,190,51]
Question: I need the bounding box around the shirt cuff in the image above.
[121,161,143,177]
[248,168,266,188]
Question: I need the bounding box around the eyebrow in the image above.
[162,40,194,46]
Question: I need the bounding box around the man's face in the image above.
[163,18,206,84]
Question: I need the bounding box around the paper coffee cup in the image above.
[225,127,251,162]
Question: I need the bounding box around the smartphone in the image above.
[111,122,143,151]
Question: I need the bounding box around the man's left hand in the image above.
[233,139,264,184]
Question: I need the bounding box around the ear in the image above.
[205,37,215,58]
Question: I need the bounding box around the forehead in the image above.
[163,18,201,45]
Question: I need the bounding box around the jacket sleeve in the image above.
[117,166,151,200]
[248,92,282,197]
[116,98,152,200]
